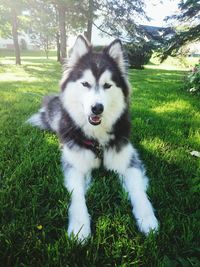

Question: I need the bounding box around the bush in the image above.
[124,43,153,69]
[185,61,200,93]
[93,45,104,52]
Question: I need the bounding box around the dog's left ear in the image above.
[104,39,126,74]
[68,35,91,67]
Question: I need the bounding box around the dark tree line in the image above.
[0,0,199,65]
[0,0,151,65]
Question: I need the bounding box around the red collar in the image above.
[83,140,96,146]
[82,139,103,158]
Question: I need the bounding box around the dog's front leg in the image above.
[104,143,159,235]
[62,145,100,241]
[63,164,91,241]
[121,166,158,235]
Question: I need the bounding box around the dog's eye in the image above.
[81,82,91,88]
[103,83,112,89]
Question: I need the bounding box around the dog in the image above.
[27,35,158,241]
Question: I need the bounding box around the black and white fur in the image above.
[27,36,158,241]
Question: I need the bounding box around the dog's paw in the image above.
[136,214,159,235]
[68,216,91,242]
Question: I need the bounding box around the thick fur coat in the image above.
[27,36,158,241]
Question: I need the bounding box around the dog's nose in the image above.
[91,103,104,115]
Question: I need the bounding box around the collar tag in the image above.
[95,144,104,159]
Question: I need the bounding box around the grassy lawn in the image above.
[0,54,200,267]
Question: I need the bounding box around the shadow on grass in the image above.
[23,63,61,81]
[0,58,61,80]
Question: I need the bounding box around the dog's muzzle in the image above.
[88,103,104,126]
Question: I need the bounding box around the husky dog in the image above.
[27,35,158,241]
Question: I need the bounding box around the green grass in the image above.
[149,53,200,70]
[0,49,57,58]
[0,54,200,267]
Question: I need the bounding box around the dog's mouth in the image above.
[88,115,102,126]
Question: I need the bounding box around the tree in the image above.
[161,0,200,61]
[0,0,26,64]
[56,1,67,61]
[11,6,21,64]
[84,0,97,42]
[28,1,57,59]
[52,0,86,62]
[83,0,149,43]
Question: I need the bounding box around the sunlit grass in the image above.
[0,70,37,82]
[148,53,199,70]
[151,99,192,113]
[0,54,200,267]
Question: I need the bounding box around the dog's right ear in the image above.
[68,35,91,67]
[104,39,127,74]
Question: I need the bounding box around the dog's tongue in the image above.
[89,115,101,125]
[91,115,100,122]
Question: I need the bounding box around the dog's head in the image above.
[60,35,130,129]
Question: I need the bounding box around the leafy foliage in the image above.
[90,0,150,43]
[53,0,87,34]
[0,4,12,37]
[125,43,153,69]
[170,0,200,22]
[0,0,28,38]
[161,0,200,60]
[0,0,154,65]
[185,61,200,93]
[28,1,57,58]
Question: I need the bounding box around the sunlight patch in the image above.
[152,100,192,113]
[141,137,170,154]
[45,134,58,146]
[0,72,38,82]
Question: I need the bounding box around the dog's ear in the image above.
[68,35,91,67]
[104,39,126,74]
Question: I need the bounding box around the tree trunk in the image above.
[11,7,21,65]
[56,32,61,62]
[58,6,66,63]
[45,36,49,59]
[85,0,94,42]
